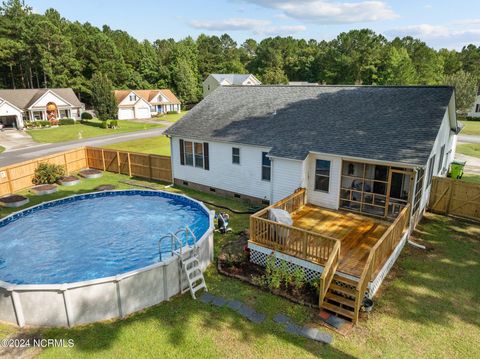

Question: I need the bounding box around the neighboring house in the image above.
[166,85,459,323]
[0,88,84,130]
[114,90,181,120]
[467,86,480,118]
[202,74,261,97]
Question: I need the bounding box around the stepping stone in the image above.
[199,292,215,304]
[237,304,256,318]
[285,323,303,336]
[273,313,291,325]
[211,296,227,307]
[226,299,243,311]
[300,325,319,340]
[314,331,333,344]
[246,311,266,324]
[325,315,347,329]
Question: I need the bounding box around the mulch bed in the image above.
[95,184,116,191]
[218,232,318,308]
[79,169,103,179]
[58,175,80,186]
[0,194,29,208]
[31,184,58,195]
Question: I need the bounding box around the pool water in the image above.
[0,191,210,284]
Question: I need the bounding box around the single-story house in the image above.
[166,85,459,322]
[467,86,480,118]
[114,90,181,120]
[203,74,261,97]
[0,88,84,130]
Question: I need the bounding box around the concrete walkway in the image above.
[0,126,170,167]
[458,134,480,144]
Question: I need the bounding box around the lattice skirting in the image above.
[249,243,324,282]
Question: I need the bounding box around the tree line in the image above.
[1,0,479,112]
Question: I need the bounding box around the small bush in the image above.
[100,120,108,129]
[292,267,305,290]
[109,120,119,128]
[167,110,178,114]
[32,163,65,185]
[59,118,76,125]
[81,112,93,120]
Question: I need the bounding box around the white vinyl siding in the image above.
[271,158,306,202]
[306,153,342,210]
[172,137,272,200]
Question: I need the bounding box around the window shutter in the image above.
[179,139,185,166]
[203,143,209,170]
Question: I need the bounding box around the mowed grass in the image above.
[102,135,171,156]
[27,119,162,143]
[154,110,188,122]
[456,143,480,158]
[461,174,480,184]
[0,146,4,154]
[1,173,479,358]
[460,120,480,136]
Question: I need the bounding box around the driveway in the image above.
[0,126,170,167]
[0,129,38,151]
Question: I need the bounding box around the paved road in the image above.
[458,134,480,144]
[0,126,169,167]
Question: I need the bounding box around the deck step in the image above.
[321,302,355,319]
[325,292,356,308]
[329,284,356,297]
[333,274,358,287]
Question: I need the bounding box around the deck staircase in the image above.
[180,253,207,299]
[320,274,357,321]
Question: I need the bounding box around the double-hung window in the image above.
[232,147,240,164]
[261,152,271,181]
[180,139,209,170]
[314,159,331,192]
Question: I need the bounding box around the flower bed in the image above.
[0,195,29,208]
[79,169,103,179]
[58,175,80,186]
[31,184,58,195]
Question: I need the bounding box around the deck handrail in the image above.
[353,203,410,323]
[318,240,340,306]
[253,188,307,219]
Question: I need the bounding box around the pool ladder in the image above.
[158,226,207,299]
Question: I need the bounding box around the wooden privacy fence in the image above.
[0,147,172,197]
[0,148,87,196]
[428,176,480,222]
[85,147,172,183]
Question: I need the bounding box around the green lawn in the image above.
[154,110,188,123]
[26,119,162,143]
[460,120,480,136]
[102,135,171,156]
[1,174,479,358]
[461,174,480,184]
[0,146,4,154]
[456,143,480,158]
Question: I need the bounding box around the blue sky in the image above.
[27,0,480,49]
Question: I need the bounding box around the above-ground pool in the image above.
[0,190,214,327]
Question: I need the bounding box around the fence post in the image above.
[116,151,121,174]
[63,153,69,174]
[127,152,132,177]
[101,149,106,171]
[6,168,13,194]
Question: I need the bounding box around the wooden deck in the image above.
[291,204,389,277]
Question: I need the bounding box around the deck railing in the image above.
[249,188,339,265]
[318,240,340,306]
[353,204,410,323]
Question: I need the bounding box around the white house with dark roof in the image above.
[0,88,84,129]
[202,74,261,97]
[166,85,458,221]
[166,85,460,323]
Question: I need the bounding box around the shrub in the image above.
[32,163,65,184]
[81,112,93,120]
[167,110,178,114]
[292,267,305,290]
[109,120,119,128]
[59,118,76,125]
[100,120,108,129]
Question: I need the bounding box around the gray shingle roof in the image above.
[209,74,256,85]
[166,85,455,166]
[0,88,83,109]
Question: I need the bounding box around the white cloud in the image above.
[188,17,305,35]
[189,18,270,31]
[386,22,480,49]
[242,0,398,24]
